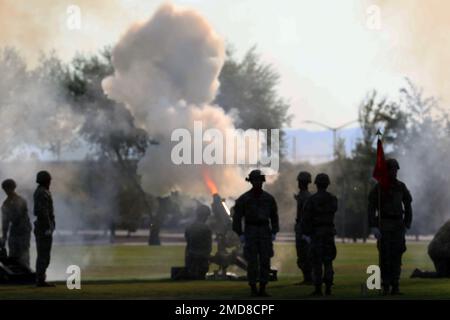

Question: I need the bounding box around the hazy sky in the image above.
[1,0,447,129]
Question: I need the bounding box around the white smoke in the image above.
[103,3,249,197]
[0,49,82,158]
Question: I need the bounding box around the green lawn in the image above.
[1,242,449,299]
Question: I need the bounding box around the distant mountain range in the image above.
[282,127,363,163]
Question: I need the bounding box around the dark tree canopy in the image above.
[215,47,292,131]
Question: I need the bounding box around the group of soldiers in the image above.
[1,171,55,287]
[185,158,415,297]
[184,169,339,297]
[231,169,338,297]
[2,159,444,296]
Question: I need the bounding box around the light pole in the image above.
[301,119,358,243]
[301,119,358,159]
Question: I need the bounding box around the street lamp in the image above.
[301,119,358,243]
[302,119,358,159]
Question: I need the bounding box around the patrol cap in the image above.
[386,158,400,170]
[36,171,52,184]
[314,173,330,186]
[297,171,312,183]
[245,169,266,182]
[1,179,16,191]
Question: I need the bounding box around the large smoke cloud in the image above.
[103,3,248,197]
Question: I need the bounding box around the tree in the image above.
[215,47,292,154]
[338,81,450,239]
[64,48,154,241]
[333,90,408,241]
[393,81,450,235]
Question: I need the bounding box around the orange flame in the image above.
[202,168,218,195]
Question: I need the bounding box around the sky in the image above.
[0,0,448,130]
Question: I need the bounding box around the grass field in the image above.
[1,241,450,299]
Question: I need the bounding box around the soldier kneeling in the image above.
[184,205,212,280]
[411,220,450,278]
[302,173,338,296]
[1,179,32,269]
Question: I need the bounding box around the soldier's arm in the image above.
[20,198,29,219]
[403,185,413,229]
[301,200,313,236]
[232,199,244,236]
[332,195,338,213]
[1,207,9,240]
[367,186,379,228]
[50,201,55,229]
[34,192,51,230]
[270,197,279,234]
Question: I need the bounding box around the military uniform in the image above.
[232,189,279,287]
[185,221,212,279]
[411,220,450,278]
[368,179,412,291]
[302,189,338,291]
[1,194,32,268]
[34,185,55,283]
[295,189,312,282]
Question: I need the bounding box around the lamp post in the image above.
[301,119,358,243]
[301,119,358,159]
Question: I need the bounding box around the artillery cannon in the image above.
[0,239,36,284]
[171,193,277,281]
[207,194,277,281]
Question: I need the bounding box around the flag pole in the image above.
[376,129,383,230]
[375,129,383,292]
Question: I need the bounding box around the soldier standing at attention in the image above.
[294,171,313,285]
[34,171,55,287]
[1,179,32,268]
[302,173,338,296]
[368,158,412,295]
[184,205,213,280]
[232,170,279,297]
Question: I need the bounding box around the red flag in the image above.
[372,137,390,189]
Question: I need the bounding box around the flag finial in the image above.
[376,129,382,137]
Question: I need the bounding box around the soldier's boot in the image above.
[301,271,313,285]
[250,284,258,297]
[410,268,422,278]
[325,283,332,296]
[36,276,55,288]
[36,274,55,287]
[36,281,56,287]
[390,284,403,295]
[311,284,323,296]
[258,283,270,297]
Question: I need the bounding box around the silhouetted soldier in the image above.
[368,158,412,295]
[232,170,279,297]
[411,220,450,279]
[1,179,32,268]
[184,205,212,280]
[302,173,338,296]
[33,171,55,287]
[294,171,313,285]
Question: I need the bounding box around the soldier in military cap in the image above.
[232,169,279,297]
[368,158,412,295]
[33,170,55,287]
[1,179,32,268]
[302,173,338,296]
[184,204,213,280]
[294,171,313,285]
